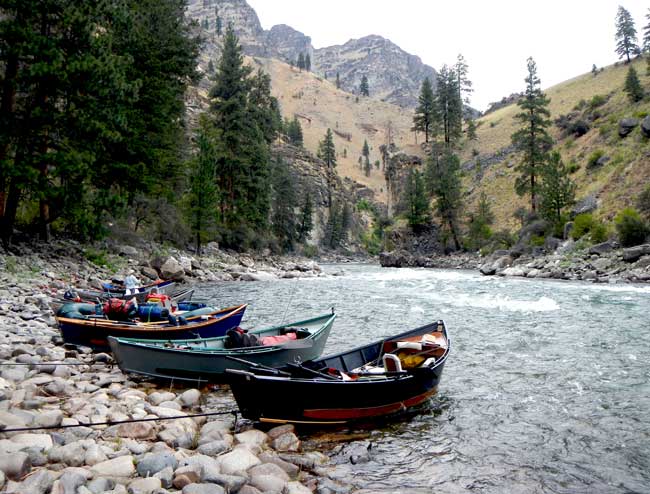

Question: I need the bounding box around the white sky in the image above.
[247,0,649,111]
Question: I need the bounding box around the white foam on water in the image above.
[355,268,481,283]
[427,292,560,313]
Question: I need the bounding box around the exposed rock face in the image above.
[186,0,438,109]
[313,35,437,108]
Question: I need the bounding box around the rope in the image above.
[280,277,300,325]
[0,409,239,433]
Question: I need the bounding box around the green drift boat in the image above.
[108,312,336,384]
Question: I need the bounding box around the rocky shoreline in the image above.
[0,241,360,494]
[379,240,650,284]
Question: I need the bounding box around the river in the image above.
[201,263,650,493]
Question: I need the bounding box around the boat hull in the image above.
[228,320,450,425]
[108,313,336,384]
[57,304,246,350]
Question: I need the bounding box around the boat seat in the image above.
[382,353,402,373]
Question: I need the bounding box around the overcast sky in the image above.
[247,0,649,111]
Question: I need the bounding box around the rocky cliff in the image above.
[313,35,437,108]
[186,0,437,109]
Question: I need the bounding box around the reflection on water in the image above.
[201,264,650,493]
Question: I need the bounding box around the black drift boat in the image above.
[227,319,450,425]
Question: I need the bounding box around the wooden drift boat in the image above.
[108,312,336,384]
[56,304,247,351]
[227,319,450,425]
[74,279,176,303]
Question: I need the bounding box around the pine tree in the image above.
[216,15,223,36]
[455,54,473,107]
[466,118,478,140]
[404,169,429,230]
[187,118,219,255]
[305,53,311,71]
[209,25,271,233]
[297,194,314,242]
[412,77,437,142]
[362,140,370,160]
[615,6,640,63]
[511,57,552,213]
[436,65,463,147]
[202,18,209,30]
[336,72,341,89]
[287,116,303,146]
[271,157,298,250]
[425,147,462,250]
[318,129,337,170]
[297,52,305,71]
[360,75,369,97]
[364,156,372,177]
[538,151,576,228]
[624,65,644,102]
[467,192,495,251]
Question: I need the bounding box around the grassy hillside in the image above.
[252,57,421,203]
[463,57,650,231]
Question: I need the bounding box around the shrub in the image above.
[615,208,649,247]
[571,213,600,241]
[566,162,580,174]
[587,150,605,169]
[302,244,318,258]
[356,199,375,213]
[530,234,546,247]
[573,99,587,111]
[589,94,607,109]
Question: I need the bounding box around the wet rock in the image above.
[218,446,261,475]
[499,266,527,277]
[136,452,178,477]
[91,455,136,478]
[0,451,31,480]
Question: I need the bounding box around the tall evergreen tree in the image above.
[305,53,311,71]
[360,75,369,97]
[216,15,222,36]
[455,54,473,106]
[364,156,372,177]
[538,151,576,228]
[412,77,437,142]
[511,57,552,213]
[466,118,478,140]
[271,157,298,250]
[209,25,271,233]
[436,65,463,147]
[624,65,644,102]
[362,140,370,160]
[297,194,314,242]
[187,118,219,255]
[336,72,341,89]
[426,147,462,250]
[318,128,337,170]
[297,52,305,71]
[404,169,430,231]
[615,5,640,63]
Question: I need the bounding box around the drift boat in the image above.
[226,319,450,425]
[56,304,247,350]
[108,312,336,383]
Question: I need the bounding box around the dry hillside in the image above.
[464,57,650,231]
[253,57,421,203]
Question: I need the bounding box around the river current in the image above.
[201,263,650,493]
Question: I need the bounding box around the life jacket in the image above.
[103,298,138,321]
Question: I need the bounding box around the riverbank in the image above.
[379,240,650,284]
[0,241,359,494]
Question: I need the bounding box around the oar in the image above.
[285,362,340,380]
[224,355,291,377]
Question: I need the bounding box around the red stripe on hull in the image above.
[302,386,438,421]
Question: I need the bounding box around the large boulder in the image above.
[588,241,616,256]
[91,455,135,478]
[618,118,639,137]
[378,250,412,268]
[622,244,650,263]
[641,116,650,138]
[159,257,185,281]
